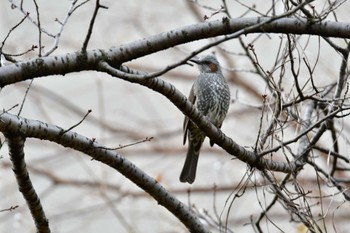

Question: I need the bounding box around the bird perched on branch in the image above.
[180,55,230,184]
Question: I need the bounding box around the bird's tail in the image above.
[179,142,200,184]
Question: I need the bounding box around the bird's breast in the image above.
[195,78,230,125]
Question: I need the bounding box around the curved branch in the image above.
[0,17,350,86]
[0,112,210,233]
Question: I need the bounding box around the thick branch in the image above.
[5,133,50,233]
[0,17,350,86]
[0,112,210,233]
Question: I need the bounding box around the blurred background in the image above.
[1,0,350,232]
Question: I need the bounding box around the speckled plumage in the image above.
[180,55,230,184]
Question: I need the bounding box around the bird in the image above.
[180,54,231,184]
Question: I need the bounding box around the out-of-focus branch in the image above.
[262,170,322,232]
[297,42,350,162]
[307,159,350,200]
[296,100,316,164]
[258,106,349,157]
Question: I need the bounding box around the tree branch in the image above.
[1,17,350,86]
[0,112,210,233]
[5,133,50,233]
[81,0,108,52]
[100,62,296,173]
[297,42,350,162]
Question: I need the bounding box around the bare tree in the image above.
[1,0,350,232]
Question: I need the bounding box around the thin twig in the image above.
[287,34,304,99]
[32,0,42,57]
[0,205,19,212]
[81,0,108,51]
[258,106,350,157]
[60,109,92,135]
[8,0,55,37]
[0,13,28,52]
[17,80,34,116]
[255,173,291,232]
[98,137,154,150]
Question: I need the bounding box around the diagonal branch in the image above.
[100,62,296,173]
[0,112,210,233]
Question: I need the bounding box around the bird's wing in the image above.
[183,85,196,145]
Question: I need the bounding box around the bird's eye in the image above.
[208,63,218,72]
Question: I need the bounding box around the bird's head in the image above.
[190,55,221,73]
